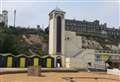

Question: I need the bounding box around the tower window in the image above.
[56,16,62,53]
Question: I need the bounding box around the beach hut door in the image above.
[20,58,25,68]
[47,58,52,68]
[7,57,12,67]
[34,58,39,66]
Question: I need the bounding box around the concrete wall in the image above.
[64,31,120,69]
[65,49,96,69]
[64,31,82,57]
[64,31,96,69]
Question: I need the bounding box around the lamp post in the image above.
[14,10,16,27]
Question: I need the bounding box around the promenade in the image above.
[0,71,120,82]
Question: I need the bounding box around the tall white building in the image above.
[49,7,65,55]
[0,14,3,23]
[0,10,8,26]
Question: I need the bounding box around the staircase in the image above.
[72,49,84,57]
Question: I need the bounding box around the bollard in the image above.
[27,66,41,76]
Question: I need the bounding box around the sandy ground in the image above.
[0,72,120,82]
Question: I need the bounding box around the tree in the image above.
[0,25,49,56]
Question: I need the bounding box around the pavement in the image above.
[0,71,120,82]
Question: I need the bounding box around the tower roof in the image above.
[54,7,62,12]
[49,7,65,15]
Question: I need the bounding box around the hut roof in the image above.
[0,53,14,56]
[29,54,40,57]
[16,54,28,57]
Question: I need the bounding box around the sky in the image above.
[0,0,120,28]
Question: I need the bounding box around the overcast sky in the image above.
[0,0,120,28]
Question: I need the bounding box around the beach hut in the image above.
[29,55,41,66]
[16,54,28,68]
[44,56,54,68]
[1,53,14,68]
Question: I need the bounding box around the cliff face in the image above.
[81,36,120,50]
[22,34,42,45]
[22,34,48,55]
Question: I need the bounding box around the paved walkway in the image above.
[0,72,120,82]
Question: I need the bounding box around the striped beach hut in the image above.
[44,56,54,68]
[29,55,41,67]
[15,54,28,68]
[1,53,14,68]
